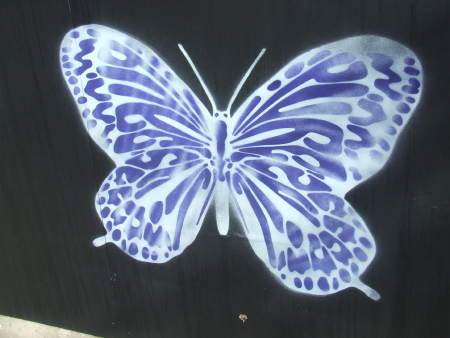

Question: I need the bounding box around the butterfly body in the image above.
[212,111,232,235]
[60,25,422,300]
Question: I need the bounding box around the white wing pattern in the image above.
[228,36,422,299]
[60,25,216,262]
[60,26,422,299]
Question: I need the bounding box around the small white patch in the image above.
[134,135,151,143]
[328,63,351,73]
[306,132,330,144]
[111,49,127,61]
[299,154,320,167]
[125,114,146,124]
[132,218,141,227]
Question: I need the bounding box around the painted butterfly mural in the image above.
[60,24,422,300]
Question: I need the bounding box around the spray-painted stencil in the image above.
[60,25,422,300]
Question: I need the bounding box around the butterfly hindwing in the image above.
[60,25,216,261]
[95,157,215,262]
[228,36,422,297]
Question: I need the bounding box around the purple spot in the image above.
[150,201,163,223]
[87,120,97,129]
[287,248,311,274]
[351,263,359,274]
[344,148,358,159]
[278,252,286,271]
[404,57,415,65]
[98,197,106,205]
[86,72,97,79]
[294,278,302,288]
[65,71,71,76]
[386,126,397,135]
[142,247,149,259]
[284,62,304,79]
[304,277,313,290]
[339,269,351,282]
[353,247,368,262]
[164,71,173,80]
[78,96,87,104]
[151,252,158,260]
[68,76,77,84]
[308,50,331,65]
[101,183,110,191]
[71,31,80,38]
[332,278,339,290]
[106,221,112,231]
[402,78,420,94]
[286,221,303,248]
[164,252,169,258]
[359,237,372,249]
[367,93,383,102]
[406,96,415,103]
[73,87,80,95]
[63,62,73,69]
[378,139,390,151]
[150,56,159,67]
[349,167,362,180]
[353,220,363,229]
[404,66,420,76]
[392,115,403,126]
[397,102,410,114]
[121,240,127,250]
[87,29,99,37]
[61,55,69,62]
[318,277,329,291]
[112,229,121,241]
[281,273,286,280]
[82,109,90,118]
[128,243,138,255]
[62,47,71,53]
[267,80,281,91]
[101,207,110,218]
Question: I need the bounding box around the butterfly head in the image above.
[213,110,230,120]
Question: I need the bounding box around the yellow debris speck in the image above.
[238,313,248,323]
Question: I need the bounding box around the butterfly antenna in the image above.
[226,48,266,112]
[178,44,217,111]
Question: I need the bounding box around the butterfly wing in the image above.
[60,25,216,262]
[228,36,422,298]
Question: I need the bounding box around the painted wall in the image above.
[0,0,448,337]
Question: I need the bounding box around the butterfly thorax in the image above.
[212,111,232,182]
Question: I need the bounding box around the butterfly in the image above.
[60,24,422,300]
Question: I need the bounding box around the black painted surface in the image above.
[0,0,449,337]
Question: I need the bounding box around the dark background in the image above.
[0,0,449,337]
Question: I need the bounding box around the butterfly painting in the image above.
[60,24,422,300]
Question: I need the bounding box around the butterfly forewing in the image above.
[228,36,422,298]
[60,25,216,262]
